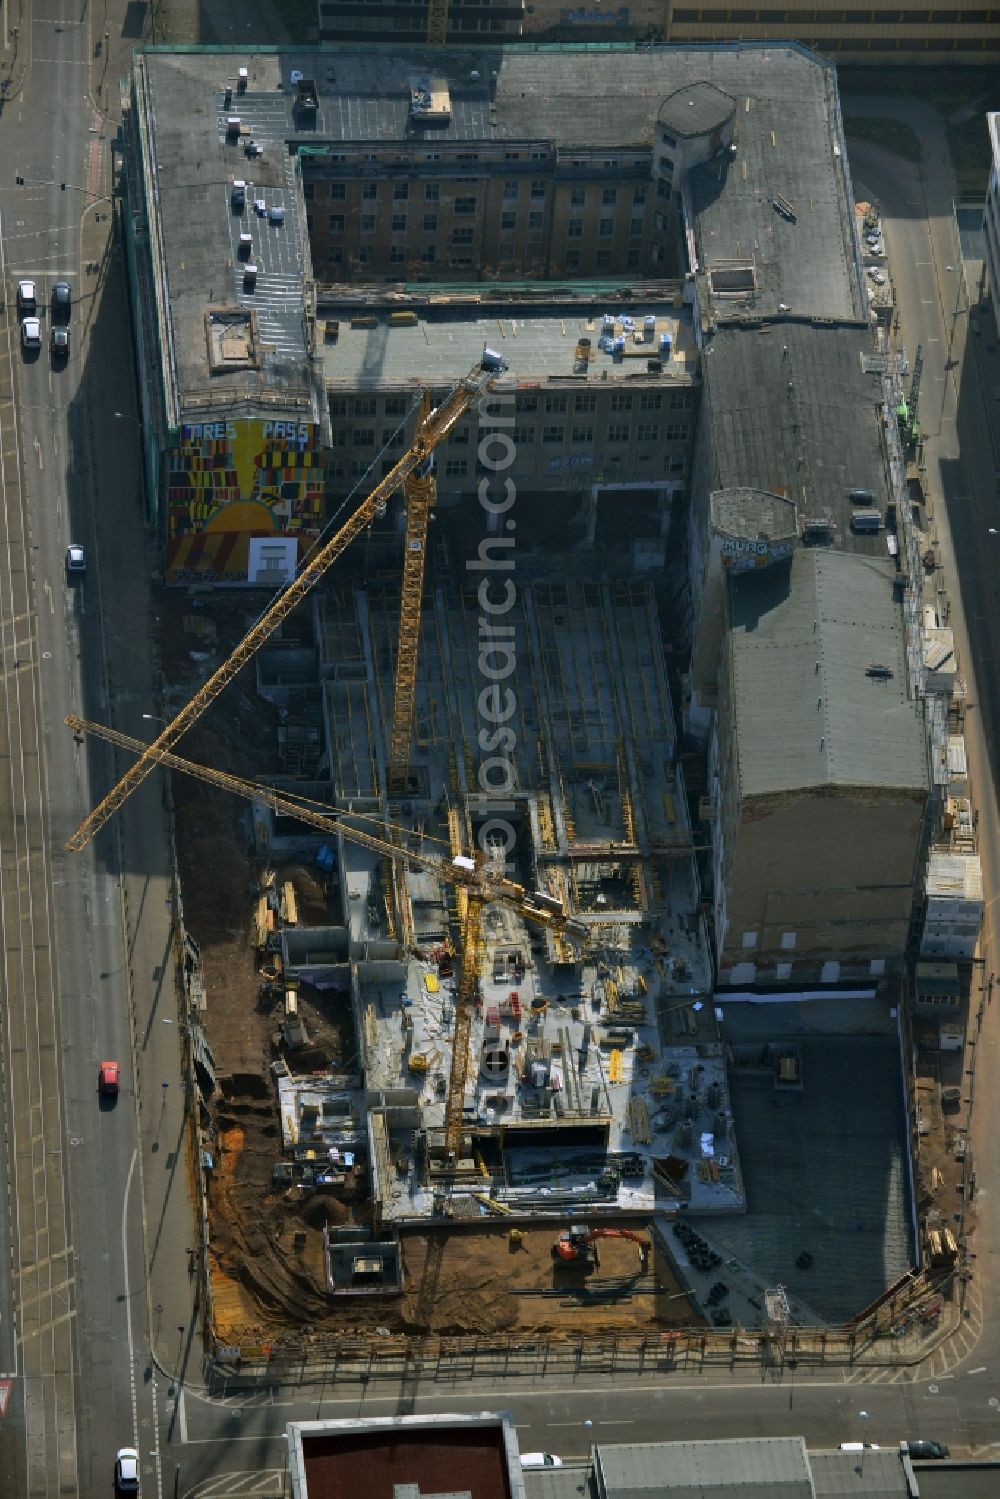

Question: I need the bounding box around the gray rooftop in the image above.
[135,50,324,424]
[595,1437,814,1498]
[659,82,736,139]
[729,549,929,797]
[703,322,886,542]
[321,305,697,389]
[711,487,798,545]
[808,1450,908,1498]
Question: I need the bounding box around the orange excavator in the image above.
[552,1224,650,1268]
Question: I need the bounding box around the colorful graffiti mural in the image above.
[165,418,325,582]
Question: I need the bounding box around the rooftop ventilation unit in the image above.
[409,76,452,127]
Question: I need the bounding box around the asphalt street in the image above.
[0,0,168,1495]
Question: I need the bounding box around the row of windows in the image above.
[305,181,651,210]
[504,422,691,445]
[317,244,652,272]
[330,401,694,435]
[323,211,645,239]
[331,390,694,417]
[672,6,1000,18]
[517,389,694,415]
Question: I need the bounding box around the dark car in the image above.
[51,280,71,320]
[51,324,70,359]
[901,1440,949,1459]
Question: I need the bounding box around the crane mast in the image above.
[66,358,501,853]
[388,391,436,795]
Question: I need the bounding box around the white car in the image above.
[16,278,36,315]
[21,317,41,349]
[115,1447,139,1492]
[520,1454,564,1469]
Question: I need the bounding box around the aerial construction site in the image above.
[83,38,963,1351]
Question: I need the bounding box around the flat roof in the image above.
[729,548,929,798]
[289,1415,520,1499]
[596,1437,813,1497]
[321,305,697,389]
[703,322,887,543]
[134,49,324,425]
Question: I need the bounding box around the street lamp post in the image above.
[859,1410,870,1475]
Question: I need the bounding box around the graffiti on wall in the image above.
[165,418,325,581]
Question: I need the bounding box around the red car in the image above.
[99,1061,120,1098]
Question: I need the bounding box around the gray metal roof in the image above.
[711,487,798,545]
[808,1450,908,1497]
[659,82,736,139]
[137,50,323,424]
[595,1437,814,1498]
[702,322,888,548]
[728,549,929,797]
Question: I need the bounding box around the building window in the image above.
[776,962,793,981]
[544,394,567,414]
[351,459,369,478]
[358,246,372,265]
[391,213,407,232]
[445,459,468,477]
[742,930,758,950]
[636,423,658,442]
[610,391,632,412]
[629,216,644,238]
[571,425,593,444]
[512,425,535,444]
[383,427,403,448]
[607,423,630,443]
[353,428,375,447]
[515,395,538,413]
[451,427,470,446]
[542,424,564,445]
[384,397,407,417]
[632,186,647,206]
[451,227,474,246]
[664,422,689,441]
[425,183,440,202]
[501,211,516,231]
[575,392,597,413]
[302,182,315,201]
[393,182,409,201]
[670,390,694,410]
[599,219,614,238]
[530,180,546,200]
[571,186,586,206]
[781,932,797,951]
[354,398,376,417]
[328,214,345,233]
[330,183,346,200]
[821,960,841,983]
[596,249,612,269]
[362,183,377,200]
[870,958,886,977]
[565,250,581,269]
[360,214,376,233]
[657,179,671,201]
[660,130,677,149]
[503,181,519,200]
[528,211,544,233]
[455,195,477,215]
[640,392,662,411]
[389,246,405,264]
[423,213,438,232]
[567,218,583,239]
[330,397,347,416]
[328,247,343,265]
[420,245,436,264]
[602,187,618,207]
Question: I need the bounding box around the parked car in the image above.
[99,1061,120,1097]
[65,544,86,579]
[51,280,71,320]
[115,1446,139,1493]
[21,317,41,349]
[16,278,36,315]
[900,1440,949,1459]
[51,324,70,359]
[520,1454,564,1469]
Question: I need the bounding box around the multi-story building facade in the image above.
[317,0,525,44]
[664,0,1000,63]
[987,112,1000,339]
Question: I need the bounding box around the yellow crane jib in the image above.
[64,352,507,853]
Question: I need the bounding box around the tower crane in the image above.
[388,391,435,796]
[66,352,506,854]
[426,0,450,44]
[66,714,586,1160]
